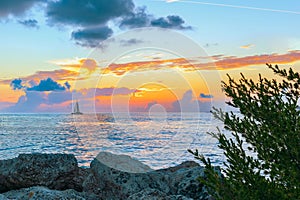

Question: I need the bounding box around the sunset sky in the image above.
[1,0,300,113]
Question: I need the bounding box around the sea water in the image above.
[0,112,224,169]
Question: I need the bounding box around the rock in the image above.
[96,151,153,173]
[1,186,97,200]
[127,188,170,200]
[167,166,205,199]
[128,188,194,200]
[159,161,200,173]
[83,158,166,199]
[0,154,82,193]
[0,194,8,200]
[83,152,213,200]
[0,153,218,200]
[168,196,194,200]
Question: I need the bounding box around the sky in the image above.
[0,0,300,113]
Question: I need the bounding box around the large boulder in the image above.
[83,152,213,200]
[83,158,168,199]
[1,186,97,200]
[0,154,83,193]
[96,151,153,173]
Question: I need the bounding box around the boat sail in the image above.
[72,101,83,115]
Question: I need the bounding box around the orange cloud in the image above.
[104,58,188,75]
[129,85,178,112]
[0,69,80,86]
[52,58,99,73]
[102,50,300,75]
[212,50,300,70]
[0,69,82,108]
[27,69,80,82]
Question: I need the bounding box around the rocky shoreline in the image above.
[0,152,218,200]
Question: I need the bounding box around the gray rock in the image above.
[0,154,82,193]
[1,186,96,200]
[96,151,153,173]
[128,188,194,200]
[0,153,218,200]
[83,158,166,199]
[0,194,8,200]
[127,188,170,200]
[83,152,212,200]
[159,161,200,173]
[168,195,194,200]
[168,166,205,198]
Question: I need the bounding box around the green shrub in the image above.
[189,64,300,200]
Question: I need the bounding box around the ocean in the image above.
[0,112,224,169]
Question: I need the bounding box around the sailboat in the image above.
[71,101,83,115]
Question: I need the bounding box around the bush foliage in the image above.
[189,64,300,200]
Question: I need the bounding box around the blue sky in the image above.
[1,0,299,77]
[0,0,300,112]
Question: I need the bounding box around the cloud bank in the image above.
[10,77,70,92]
[171,90,212,112]
[0,0,44,18]
[4,76,138,112]
[0,0,191,47]
[103,50,300,75]
[27,78,69,91]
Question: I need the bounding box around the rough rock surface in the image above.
[1,186,96,200]
[0,194,7,200]
[127,188,194,200]
[0,154,83,193]
[96,151,153,173]
[0,153,217,200]
[83,153,212,200]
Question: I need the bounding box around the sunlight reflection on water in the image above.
[0,112,224,169]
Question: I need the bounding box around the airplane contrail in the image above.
[160,0,300,15]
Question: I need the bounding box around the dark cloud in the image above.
[71,26,113,47]
[199,93,213,99]
[151,15,191,30]
[10,79,24,90]
[46,0,134,26]
[27,78,67,91]
[64,81,71,90]
[45,0,135,47]
[120,38,144,47]
[120,8,191,30]
[0,0,44,18]
[119,7,151,28]
[2,90,73,113]
[18,19,39,28]
[5,79,72,112]
[45,0,190,47]
[1,0,190,47]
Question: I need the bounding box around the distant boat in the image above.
[71,101,83,115]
